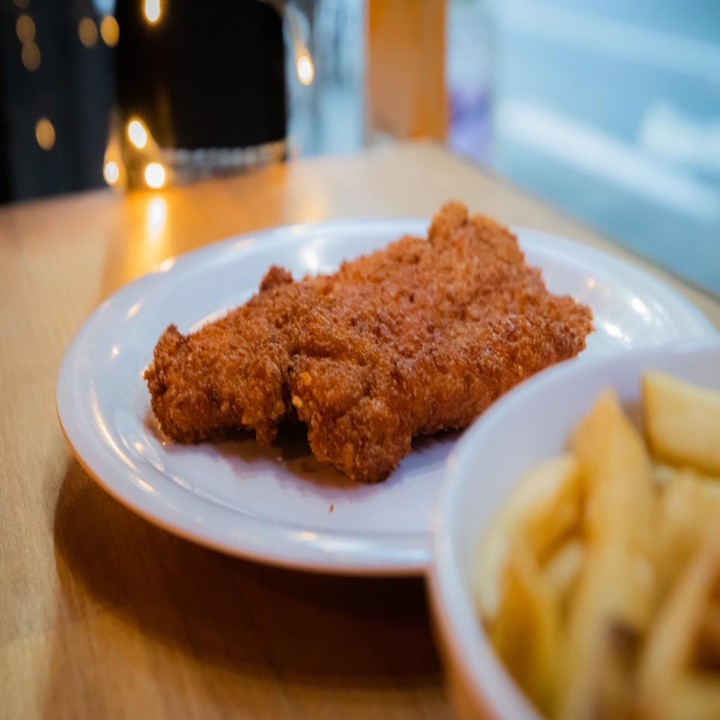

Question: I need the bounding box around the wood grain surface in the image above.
[1,142,718,720]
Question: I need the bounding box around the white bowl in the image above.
[427,341,720,720]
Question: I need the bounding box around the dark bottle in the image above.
[114,0,287,186]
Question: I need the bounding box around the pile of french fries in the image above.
[475,372,720,720]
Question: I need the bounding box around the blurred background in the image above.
[0,0,718,294]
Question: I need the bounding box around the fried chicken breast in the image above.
[145,203,593,482]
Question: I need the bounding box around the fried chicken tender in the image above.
[145,203,593,483]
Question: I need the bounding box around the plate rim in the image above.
[56,217,718,576]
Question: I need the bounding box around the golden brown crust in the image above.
[145,202,594,482]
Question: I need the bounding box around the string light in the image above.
[15,14,35,44]
[127,119,149,149]
[100,16,119,47]
[144,0,162,24]
[296,52,315,86]
[144,163,166,189]
[78,17,98,48]
[21,42,41,71]
[16,11,40,72]
[104,161,120,185]
[35,118,55,150]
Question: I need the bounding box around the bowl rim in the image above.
[427,339,720,720]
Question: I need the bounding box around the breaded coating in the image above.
[145,203,593,483]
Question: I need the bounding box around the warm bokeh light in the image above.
[144,163,166,189]
[156,257,176,273]
[35,118,55,150]
[296,53,315,86]
[78,17,98,48]
[100,16,120,47]
[147,198,168,236]
[104,161,120,185]
[21,42,41,71]
[144,0,162,24]
[15,14,35,44]
[127,119,149,149]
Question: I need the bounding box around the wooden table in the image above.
[2,142,719,719]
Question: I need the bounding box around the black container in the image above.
[115,0,287,185]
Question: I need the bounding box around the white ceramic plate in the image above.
[428,342,720,720]
[56,218,718,575]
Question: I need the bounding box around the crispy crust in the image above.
[145,202,594,482]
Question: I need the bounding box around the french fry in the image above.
[489,535,561,718]
[655,471,720,598]
[664,673,720,720]
[695,596,720,670]
[475,454,582,620]
[570,389,655,619]
[572,389,654,553]
[542,539,585,618]
[557,541,652,720]
[477,373,720,720]
[559,390,656,720]
[636,507,720,720]
[643,371,720,475]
